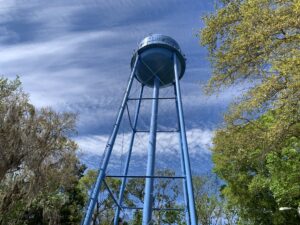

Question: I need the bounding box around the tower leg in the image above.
[174,84,191,225]
[173,53,198,225]
[82,55,140,225]
[142,77,160,225]
[113,85,144,225]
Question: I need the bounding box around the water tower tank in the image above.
[131,34,186,88]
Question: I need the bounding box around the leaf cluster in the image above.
[200,0,300,224]
[0,77,83,224]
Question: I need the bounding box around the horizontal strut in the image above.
[128,97,176,100]
[122,206,185,211]
[135,130,179,133]
[106,175,185,179]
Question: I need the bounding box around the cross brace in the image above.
[106,175,185,179]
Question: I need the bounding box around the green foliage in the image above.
[0,76,21,99]
[152,169,184,224]
[131,210,142,225]
[201,0,300,132]
[193,175,223,225]
[59,164,87,224]
[80,168,185,224]
[0,77,85,224]
[200,0,300,224]
[266,137,300,207]
[79,170,122,224]
[201,0,299,91]
[212,112,300,224]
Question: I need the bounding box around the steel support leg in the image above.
[82,55,140,225]
[174,84,191,225]
[173,53,198,225]
[113,85,144,225]
[142,77,160,225]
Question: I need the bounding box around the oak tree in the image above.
[0,77,83,224]
[200,0,300,224]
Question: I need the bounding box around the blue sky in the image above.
[0,0,238,174]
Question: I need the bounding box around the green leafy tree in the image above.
[59,164,87,224]
[20,164,86,225]
[134,169,185,224]
[131,209,143,225]
[79,170,114,225]
[79,169,135,225]
[200,0,300,224]
[0,77,84,224]
[82,169,185,224]
[193,175,223,225]
[212,112,300,224]
[152,169,184,224]
[193,174,238,225]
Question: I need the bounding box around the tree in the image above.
[200,0,299,224]
[193,175,223,225]
[201,0,299,133]
[0,77,84,224]
[152,169,184,224]
[212,112,300,224]
[79,169,135,225]
[19,164,86,225]
[81,168,185,224]
[193,174,238,225]
[58,164,87,224]
[266,137,300,209]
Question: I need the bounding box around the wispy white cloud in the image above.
[0,0,233,143]
[75,128,213,157]
[76,128,214,174]
[0,30,125,108]
[0,30,115,63]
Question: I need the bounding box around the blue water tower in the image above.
[82,34,198,225]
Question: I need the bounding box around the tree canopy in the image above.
[0,77,84,224]
[200,0,300,224]
[80,168,186,225]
